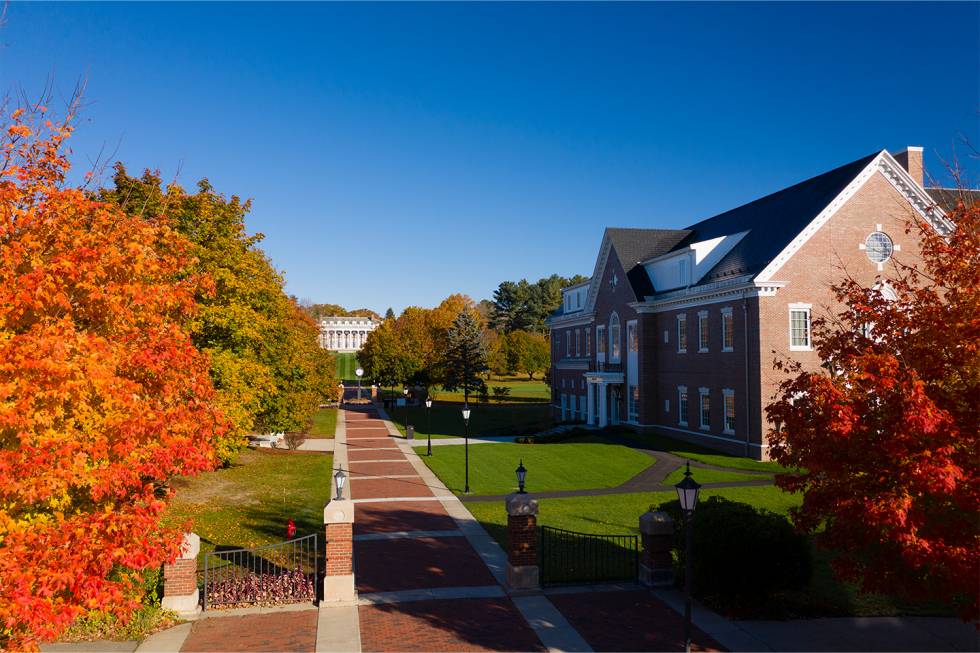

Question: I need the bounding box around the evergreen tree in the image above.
[442,310,489,405]
[385,307,396,320]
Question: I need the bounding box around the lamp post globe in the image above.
[355,367,364,401]
[462,406,472,494]
[424,397,433,457]
[674,462,702,653]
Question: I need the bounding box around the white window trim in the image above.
[721,307,734,352]
[596,326,606,358]
[789,305,812,351]
[699,387,710,430]
[609,312,621,362]
[575,330,581,357]
[678,386,688,427]
[698,310,709,353]
[665,399,670,412]
[566,330,571,357]
[627,320,638,354]
[722,388,735,435]
[677,313,687,354]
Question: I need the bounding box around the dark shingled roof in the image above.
[606,228,695,299]
[681,151,881,285]
[926,188,980,212]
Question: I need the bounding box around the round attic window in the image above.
[865,232,894,264]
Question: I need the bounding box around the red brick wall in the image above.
[324,523,353,576]
[164,558,197,598]
[507,514,537,567]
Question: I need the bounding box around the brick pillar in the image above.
[337,383,344,405]
[162,533,201,617]
[370,385,377,399]
[323,497,355,602]
[639,511,675,587]
[505,492,539,592]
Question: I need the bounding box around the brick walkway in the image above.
[180,611,317,652]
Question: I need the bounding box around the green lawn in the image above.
[660,467,772,485]
[334,352,361,382]
[309,408,337,438]
[413,435,654,496]
[389,405,551,439]
[163,449,333,556]
[430,380,551,405]
[625,432,791,473]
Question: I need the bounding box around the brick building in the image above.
[545,147,959,460]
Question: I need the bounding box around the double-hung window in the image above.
[722,308,734,352]
[789,304,812,350]
[678,387,688,426]
[677,314,687,353]
[575,330,581,357]
[566,331,571,357]
[698,311,709,352]
[597,326,606,356]
[610,314,621,360]
[699,388,710,429]
[723,389,735,434]
[586,329,591,355]
[627,322,638,353]
[628,386,639,422]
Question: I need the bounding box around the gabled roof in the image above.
[680,152,880,285]
[606,228,694,299]
[926,187,980,212]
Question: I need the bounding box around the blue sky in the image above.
[3,2,977,315]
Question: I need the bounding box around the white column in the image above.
[598,383,608,427]
[586,382,595,426]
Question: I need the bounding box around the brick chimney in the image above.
[892,147,924,187]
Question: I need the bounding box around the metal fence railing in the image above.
[540,526,639,587]
[203,534,318,610]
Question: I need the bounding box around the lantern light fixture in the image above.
[334,468,347,500]
[516,460,527,494]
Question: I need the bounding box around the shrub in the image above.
[659,495,813,599]
[516,427,591,444]
[284,432,307,450]
[604,424,636,434]
[491,386,512,403]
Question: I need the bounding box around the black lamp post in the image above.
[675,462,702,653]
[404,388,410,436]
[334,467,347,501]
[425,397,433,457]
[516,460,527,494]
[462,405,472,494]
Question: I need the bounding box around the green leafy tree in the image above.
[504,330,551,380]
[490,274,589,334]
[442,309,489,405]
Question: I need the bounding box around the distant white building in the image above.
[318,317,378,352]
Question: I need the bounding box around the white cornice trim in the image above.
[584,231,613,313]
[756,151,953,282]
[544,311,596,328]
[630,278,786,314]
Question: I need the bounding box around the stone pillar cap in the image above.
[324,499,355,524]
[179,532,200,560]
[505,492,539,516]
[639,511,675,535]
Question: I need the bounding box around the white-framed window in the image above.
[665,399,670,412]
[679,258,687,285]
[723,389,735,434]
[722,308,734,352]
[664,330,669,343]
[586,329,591,355]
[610,313,621,360]
[699,388,710,430]
[575,330,581,357]
[597,326,606,356]
[698,311,709,352]
[576,292,581,309]
[566,330,571,357]
[677,314,687,353]
[678,386,688,426]
[628,385,639,422]
[566,295,571,311]
[627,321,638,353]
[789,304,812,350]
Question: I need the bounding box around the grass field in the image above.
[659,467,773,485]
[334,352,360,381]
[309,409,336,438]
[388,405,551,439]
[413,435,654,496]
[163,449,333,556]
[430,380,550,405]
[625,432,791,473]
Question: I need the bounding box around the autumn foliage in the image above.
[767,198,979,622]
[0,106,227,649]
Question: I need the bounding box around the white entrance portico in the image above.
[318,316,378,352]
[586,371,623,427]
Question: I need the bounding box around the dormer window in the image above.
[679,259,687,285]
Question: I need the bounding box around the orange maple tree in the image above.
[767,196,979,622]
[0,104,226,649]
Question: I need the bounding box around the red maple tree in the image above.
[767,194,979,623]
[0,103,227,649]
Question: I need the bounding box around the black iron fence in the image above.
[203,534,319,610]
[540,526,639,586]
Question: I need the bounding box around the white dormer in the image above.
[641,230,750,292]
[562,279,591,314]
